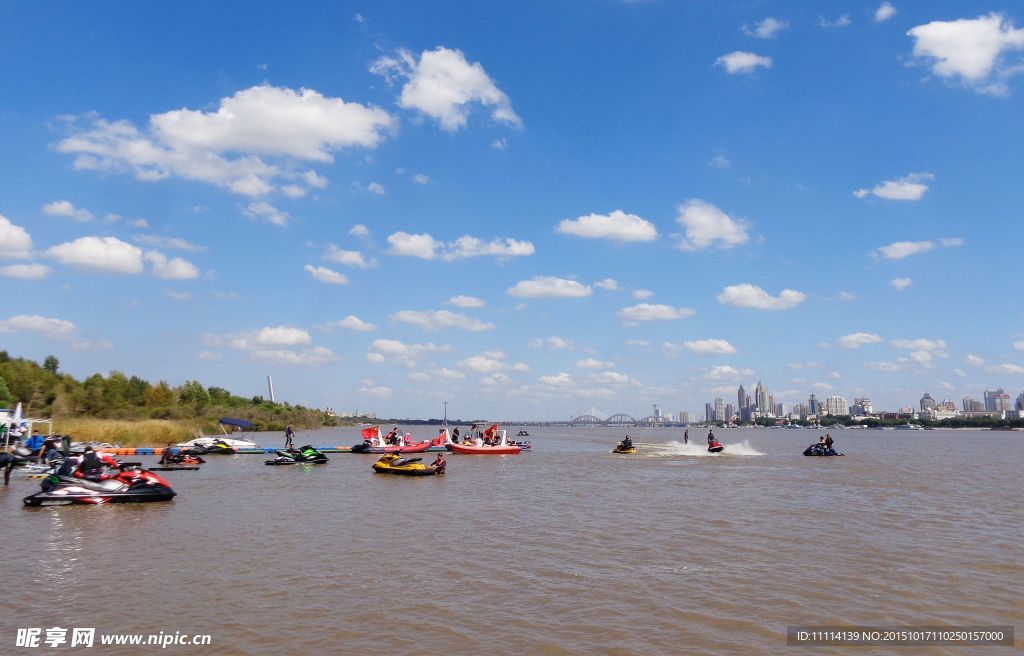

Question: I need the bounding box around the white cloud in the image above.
[854,172,934,200]
[715,51,773,74]
[386,232,533,261]
[254,326,312,346]
[508,276,592,298]
[837,332,883,349]
[460,350,529,374]
[391,309,495,331]
[444,235,535,261]
[358,382,393,398]
[57,85,394,196]
[370,46,520,131]
[304,264,349,285]
[594,278,619,291]
[1014,341,1024,351]
[625,339,650,347]
[744,17,788,39]
[966,354,985,367]
[244,201,290,226]
[908,13,1024,94]
[318,315,376,332]
[890,338,947,351]
[987,363,1024,374]
[0,214,33,259]
[46,236,144,274]
[632,289,654,300]
[42,200,93,221]
[539,373,574,386]
[529,336,575,350]
[0,263,50,279]
[877,240,939,260]
[837,291,857,301]
[447,295,486,308]
[890,277,913,290]
[387,231,442,259]
[127,218,150,228]
[875,2,896,22]
[675,199,750,250]
[592,371,630,384]
[349,224,370,238]
[0,314,78,339]
[683,339,736,354]
[369,339,453,368]
[134,235,205,252]
[709,153,731,169]
[716,284,806,310]
[164,290,192,301]
[412,173,430,185]
[939,237,964,247]
[617,303,696,324]
[701,365,755,381]
[491,138,508,150]
[252,345,339,366]
[556,210,658,242]
[577,358,614,369]
[145,251,199,280]
[367,181,385,195]
[819,15,852,29]
[324,245,378,269]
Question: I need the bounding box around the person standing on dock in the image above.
[285,424,295,450]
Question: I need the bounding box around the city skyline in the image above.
[1,2,1023,418]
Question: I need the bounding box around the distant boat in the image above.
[893,423,924,430]
[178,417,259,449]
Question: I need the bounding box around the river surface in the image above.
[1,427,1020,655]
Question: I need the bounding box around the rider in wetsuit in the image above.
[75,446,118,481]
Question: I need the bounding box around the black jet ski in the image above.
[192,439,236,455]
[265,445,329,465]
[517,429,529,437]
[803,443,843,456]
[23,464,176,506]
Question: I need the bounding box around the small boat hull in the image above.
[612,446,637,454]
[448,443,521,455]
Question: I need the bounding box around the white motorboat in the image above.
[177,417,259,449]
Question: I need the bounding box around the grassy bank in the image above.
[53,418,205,447]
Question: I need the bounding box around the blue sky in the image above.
[1,1,1022,419]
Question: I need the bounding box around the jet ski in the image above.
[707,440,725,453]
[23,463,176,506]
[803,443,843,456]
[159,453,205,465]
[517,429,530,437]
[371,454,441,476]
[613,444,637,454]
[192,439,236,455]
[265,445,329,465]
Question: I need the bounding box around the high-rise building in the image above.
[808,393,820,415]
[725,403,736,422]
[776,402,787,417]
[939,399,957,411]
[737,384,746,413]
[824,395,849,416]
[854,397,872,414]
[714,398,725,422]
[705,403,713,422]
[919,392,937,412]
[963,397,985,412]
[755,380,770,417]
[681,412,696,424]
[1017,392,1024,411]
[985,389,1011,411]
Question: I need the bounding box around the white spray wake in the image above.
[643,439,765,457]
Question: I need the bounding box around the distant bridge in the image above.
[569,414,681,426]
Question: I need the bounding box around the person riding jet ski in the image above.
[75,446,119,481]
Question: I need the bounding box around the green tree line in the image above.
[0,351,334,430]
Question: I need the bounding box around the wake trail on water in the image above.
[644,439,765,457]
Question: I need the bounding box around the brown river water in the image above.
[1,427,1020,655]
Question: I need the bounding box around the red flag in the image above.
[483,424,499,438]
[361,425,380,440]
